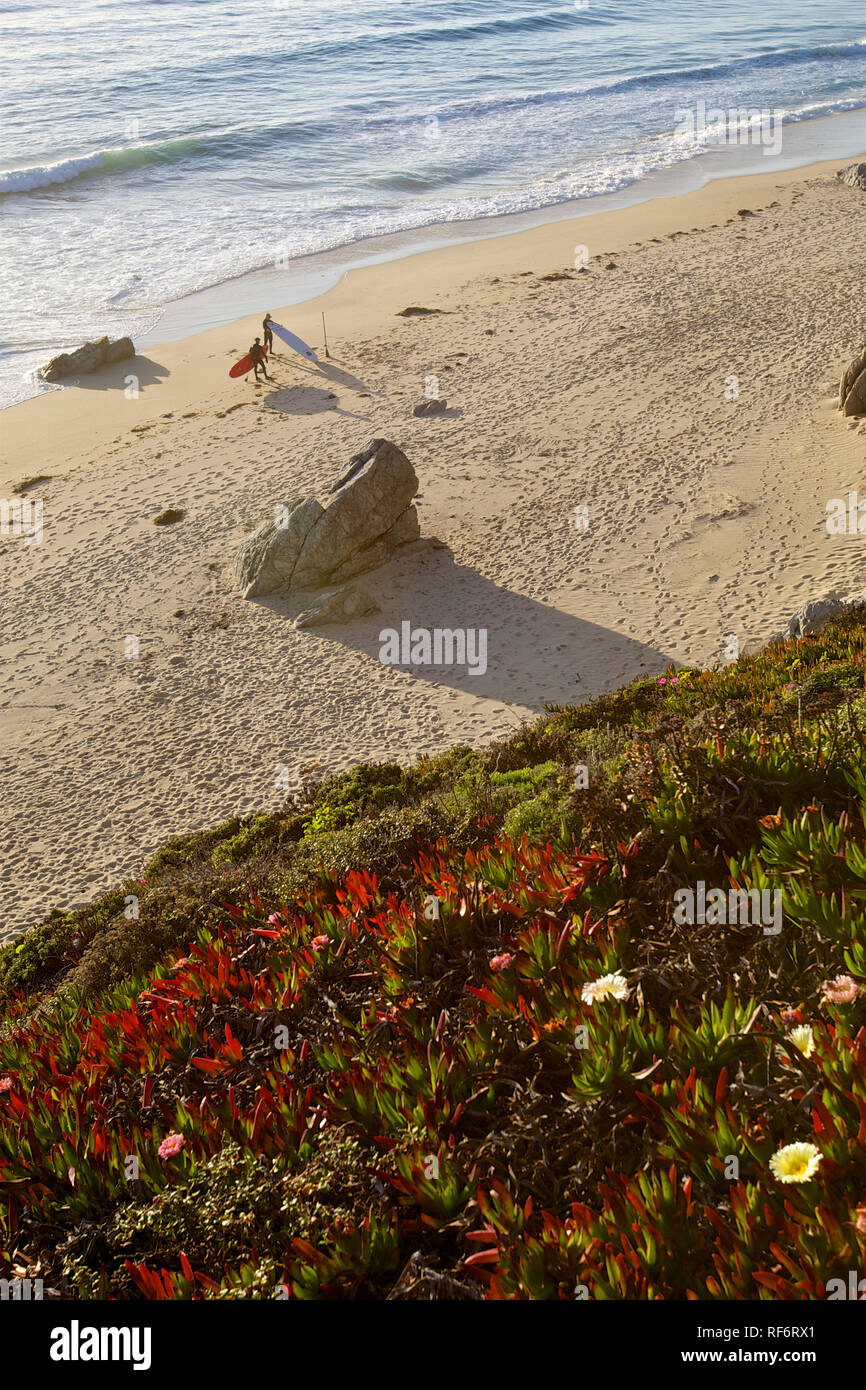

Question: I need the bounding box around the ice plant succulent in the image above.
[769,1142,822,1184]
[1,611,866,1298]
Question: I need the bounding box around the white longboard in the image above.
[268,321,318,362]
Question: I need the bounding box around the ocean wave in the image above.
[380,56,866,134]
[777,94,866,122]
[0,135,208,195]
[4,23,864,201]
[154,22,866,92]
[95,3,611,85]
[7,56,864,203]
[255,2,612,65]
[550,37,866,103]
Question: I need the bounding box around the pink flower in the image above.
[658,678,667,685]
[821,974,860,1006]
[268,913,283,928]
[311,935,330,950]
[171,956,190,972]
[68,1166,76,1186]
[158,1132,185,1159]
[780,1008,801,1026]
[0,1076,13,1093]
[490,953,515,972]
[785,682,797,690]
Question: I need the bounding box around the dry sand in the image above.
[1,154,865,940]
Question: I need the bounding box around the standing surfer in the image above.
[249,337,271,383]
[262,313,275,356]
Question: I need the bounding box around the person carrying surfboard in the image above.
[249,337,271,383]
[262,313,275,356]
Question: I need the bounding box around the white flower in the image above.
[581,972,629,1005]
[769,1142,822,1184]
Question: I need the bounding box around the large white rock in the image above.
[785,598,845,640]
[40,336,134,382]
[785,589,866,640]
[291,439,419,588]
[839,343,866,417]
[294,584,380,629]
[838,162,866,192]
[233,497,323,599]
[234,439,420,600]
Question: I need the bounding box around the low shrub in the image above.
[5,610,866,1301]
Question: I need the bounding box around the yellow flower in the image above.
[787,1024,815,1058]
[769,1142,822,1184]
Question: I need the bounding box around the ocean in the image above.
[0,0,864,410]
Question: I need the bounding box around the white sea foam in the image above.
[0,152,108,194]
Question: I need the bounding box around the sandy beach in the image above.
[1,153,865,940]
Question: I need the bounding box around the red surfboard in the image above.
[229,347,268,379]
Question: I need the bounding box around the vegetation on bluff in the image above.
[2,611,866,1298]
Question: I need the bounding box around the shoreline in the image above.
[1,149,865,938]
[138,105,866,350]
[3,103,866,419]
[1,145,863,475]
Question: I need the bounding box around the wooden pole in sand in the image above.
[322,313,331,358]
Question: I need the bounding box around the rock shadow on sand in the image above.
[249,543,673,710]
[64,355,169,391]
